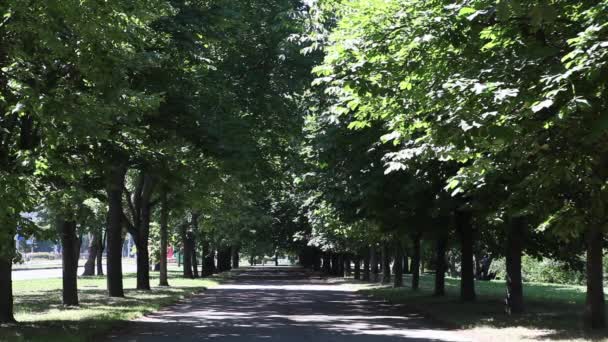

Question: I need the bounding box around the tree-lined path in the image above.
[109,267,468,342]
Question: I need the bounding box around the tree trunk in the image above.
[362,249,371,281]
[393,243,403,288]
[275,253,279,266]
[231,246,239,269]
[585,225,605,329]
[159,188,169,286]
[354,257,361,280]
[456,210,476,301]
[60,219,80,306]
[83,232,99,276]
[0,248,15,323]
[370,247,379,282]
[135,236,151,289]
[106,163,126,297]
[412,234,421,290]
[182,229,194,279]
[322,252,331,274]
[343,255,352,277]
[192,238,199,278]
[434,234,448,296]
[202,241,215,276]
[381,243,391,284]
[96,231,105,276]
[403,251,410,274]
[505,218,524,314]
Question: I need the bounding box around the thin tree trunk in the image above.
[505,218,524,314]
[182,229,193,279]
[192,236,199,278]
[403,251,410,274]
[82,232,99,276]
[159,188,169,287]
[434,235,448,296]
[232,246,240,269]
[96,231,104,276]
[344,255,351,277]
[106,163,126,297]
[585,225,605,329]
[61,219,79,306]
[412,234,421,290]
[370,247,379,282]
[354,256,361,280]
[202,241,215,276]
[381,243,391,284]
[456,210,476,301]
[322,252,331,274]
[362,248,371,281]
[0,245,15,323]
[393,243,403,288]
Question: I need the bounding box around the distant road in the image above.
[12,262,138,281]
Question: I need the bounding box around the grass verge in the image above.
[360,274,608,342]
[1,270,217,342]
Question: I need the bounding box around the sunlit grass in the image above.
[1,271,217,342]
[361,274,605,341]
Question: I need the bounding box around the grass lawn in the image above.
[1,270,217,342]
[361,274,608,341]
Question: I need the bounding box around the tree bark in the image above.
[192,235,199,279]
[393,243,403,288]
[354,256,361,280]
[60,219,80,306]
[505,218,524,314]
[343,254,351,277]
[381,243,391,284]
[411,234,421,290]
[403,252,410,274]
[0,245,15,323]
[434,234,448,296]
[202,241,215,276]
[82,232,99,276]
[362,248,371,281]
[456,210,476,301]
[159,188,169,287]
[585,225,605,329]
[106,163,126,297]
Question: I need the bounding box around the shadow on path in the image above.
[109,267,470,341]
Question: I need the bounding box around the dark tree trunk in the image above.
[585,225,605,329]
[231,246,239,269]
[370,247,379,282]
[60,219,80,306]
[403,252,410,274]
[182,229,194,279]
[362,249,371,281]
[505,218,524,314]
[0,246,15,323]
[456,210,476,301]
[96,231,105,276]
[434,235,448,296]
[202,241,215,276]
[275,253,279,266]
[393,244,403,288]
[354,257,361,280]
[381,243,391,284]
[343,255,352,277]
[190,234,199,278]
[159,188,169,286]
[331,253,340,276]
[322,252,331,274]
[106,163,126,297]
[83,232,99,276]
[411,234,421,290]
[134,174,157,291]
[135,236,151,289]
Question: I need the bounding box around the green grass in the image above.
[361,274,608,341]
[1,270,217,342]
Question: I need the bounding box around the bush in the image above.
[489,255,585,285]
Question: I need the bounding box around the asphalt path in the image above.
[109,267,470,342]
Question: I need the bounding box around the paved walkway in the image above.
[110,267,470,341]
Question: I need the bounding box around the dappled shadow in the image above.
[108,270,468,341]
